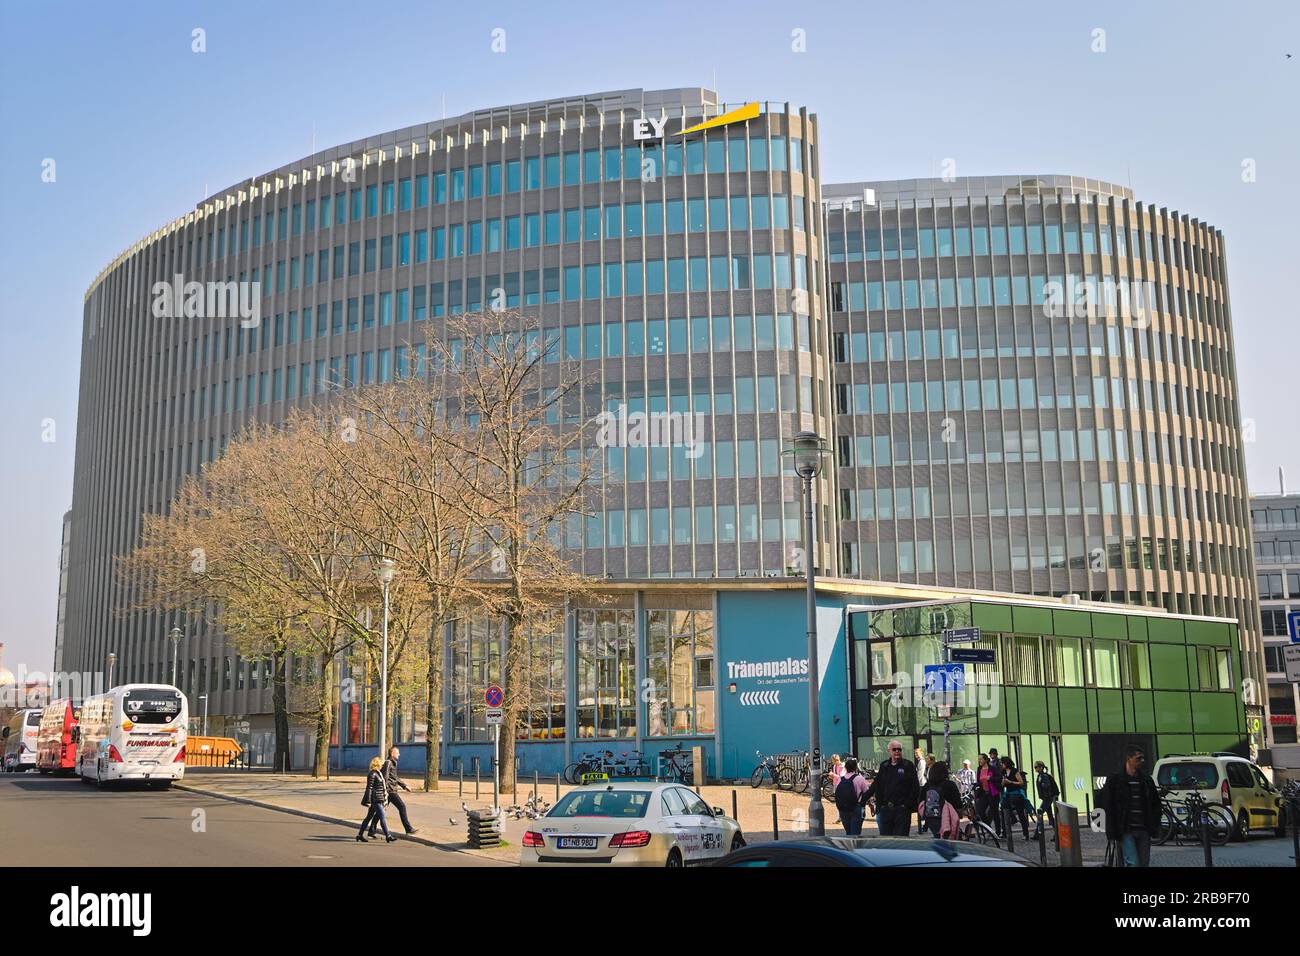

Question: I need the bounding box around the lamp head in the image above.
[783,430,829,480]
[375,557,398,585]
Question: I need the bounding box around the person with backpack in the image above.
[1032,760,1060,838]
[999,756,1031,840]
[833,756,870,835]
[918,760,963,837]
[864,740,920,836]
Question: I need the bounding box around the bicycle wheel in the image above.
[1154,807,1177,845]
[750,766,768,789]
[562,762,583,785]
[775,765,796,791]
[973,822,1000,848]
[1202,804,1233,846]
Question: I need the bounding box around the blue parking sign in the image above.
[1289,610,1300,644]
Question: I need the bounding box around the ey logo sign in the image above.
[631,102,760,142]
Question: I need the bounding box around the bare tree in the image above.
[432,309,600,795]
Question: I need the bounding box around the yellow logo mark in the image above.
[675,102,760,137]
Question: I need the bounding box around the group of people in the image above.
[356,746,421,843]
[830,741,1060,841]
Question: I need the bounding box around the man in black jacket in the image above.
[368,746,419,836]
[1100,744,1161,866]
[864,740,920,836]
[1032,760,1060,838]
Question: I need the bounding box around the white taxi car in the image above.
[521,781,745,866]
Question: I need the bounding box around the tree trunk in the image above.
[312,651,335,780]
[423,621,443,791]
[272,649,291,773]
[498,611,525,797]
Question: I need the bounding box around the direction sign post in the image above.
[485,685,504,811]
[942,627,982,645]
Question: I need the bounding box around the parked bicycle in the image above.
[953,797,1001,847]
[750,751,795,790]
[562,751,613,784]
[658,743,694,784]
[1154,786,1233,846]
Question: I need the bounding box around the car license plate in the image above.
[139,760,159,766]
[557,837,598,849]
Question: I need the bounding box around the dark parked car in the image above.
[712,836,1032,867]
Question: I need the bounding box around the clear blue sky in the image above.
[1,0,1296,676]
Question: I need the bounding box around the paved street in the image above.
[0,773,504,867]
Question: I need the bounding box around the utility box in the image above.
[1055,801,1082,867]
[467,808,501,848]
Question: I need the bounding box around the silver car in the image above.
[520,782,744,866]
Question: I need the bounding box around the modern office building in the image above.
[823,174,1263,747]
[63,88,1261,762]
[1251,488,1299,776]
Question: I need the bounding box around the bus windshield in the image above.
[123,689,183,724]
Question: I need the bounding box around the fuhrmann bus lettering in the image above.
[727,658,809,679]
[49,886,151,936]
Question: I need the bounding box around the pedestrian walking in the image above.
[986,748,1004,836]
[1099,744,1162,867]
[828,754,845,788]
[999,756,1031,840]
[357,756,397,843]
[864,740,920,836]
[833,757,870,836]
[1032,760,1060,838]
[975,753,999,835]
[918,761,962,838]
[368,746,419,837]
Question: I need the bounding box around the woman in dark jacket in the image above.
[358,756,396,843]
[919,761,963,836]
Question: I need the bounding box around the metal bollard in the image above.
[1003,807,1015,854]
[555,773,560,801]
[1055,802,1082,867]
[1037,810,1048,867]
[475,764,480,800]
[1200,807,1214,868]
[459,766,464,798]
[533,771,539,803]
[732,789,738,822]
[772,792,779,840]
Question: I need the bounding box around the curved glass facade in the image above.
[68,88,831,723]
[65,97,1260,731]
[824,175,1261,690]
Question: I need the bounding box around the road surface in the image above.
[0,772,503,866]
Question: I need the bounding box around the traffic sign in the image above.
[485,707,504,726]
[948,647,996,665]
[1288,611,1300,644]
[923,663,965,693]
[485,684,504,708]
[1283,645,1300,684]
[942,627,982,645]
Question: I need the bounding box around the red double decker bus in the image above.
[36,699,80,774]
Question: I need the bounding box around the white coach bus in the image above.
[78,684,188,789]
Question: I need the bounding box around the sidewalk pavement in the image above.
[177,771,1293,867]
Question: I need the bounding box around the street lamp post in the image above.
[199,694,209,736]
[783,430,831,837]
[375,558,397,757]
[106,652,117,691]
[169,627,183,686]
